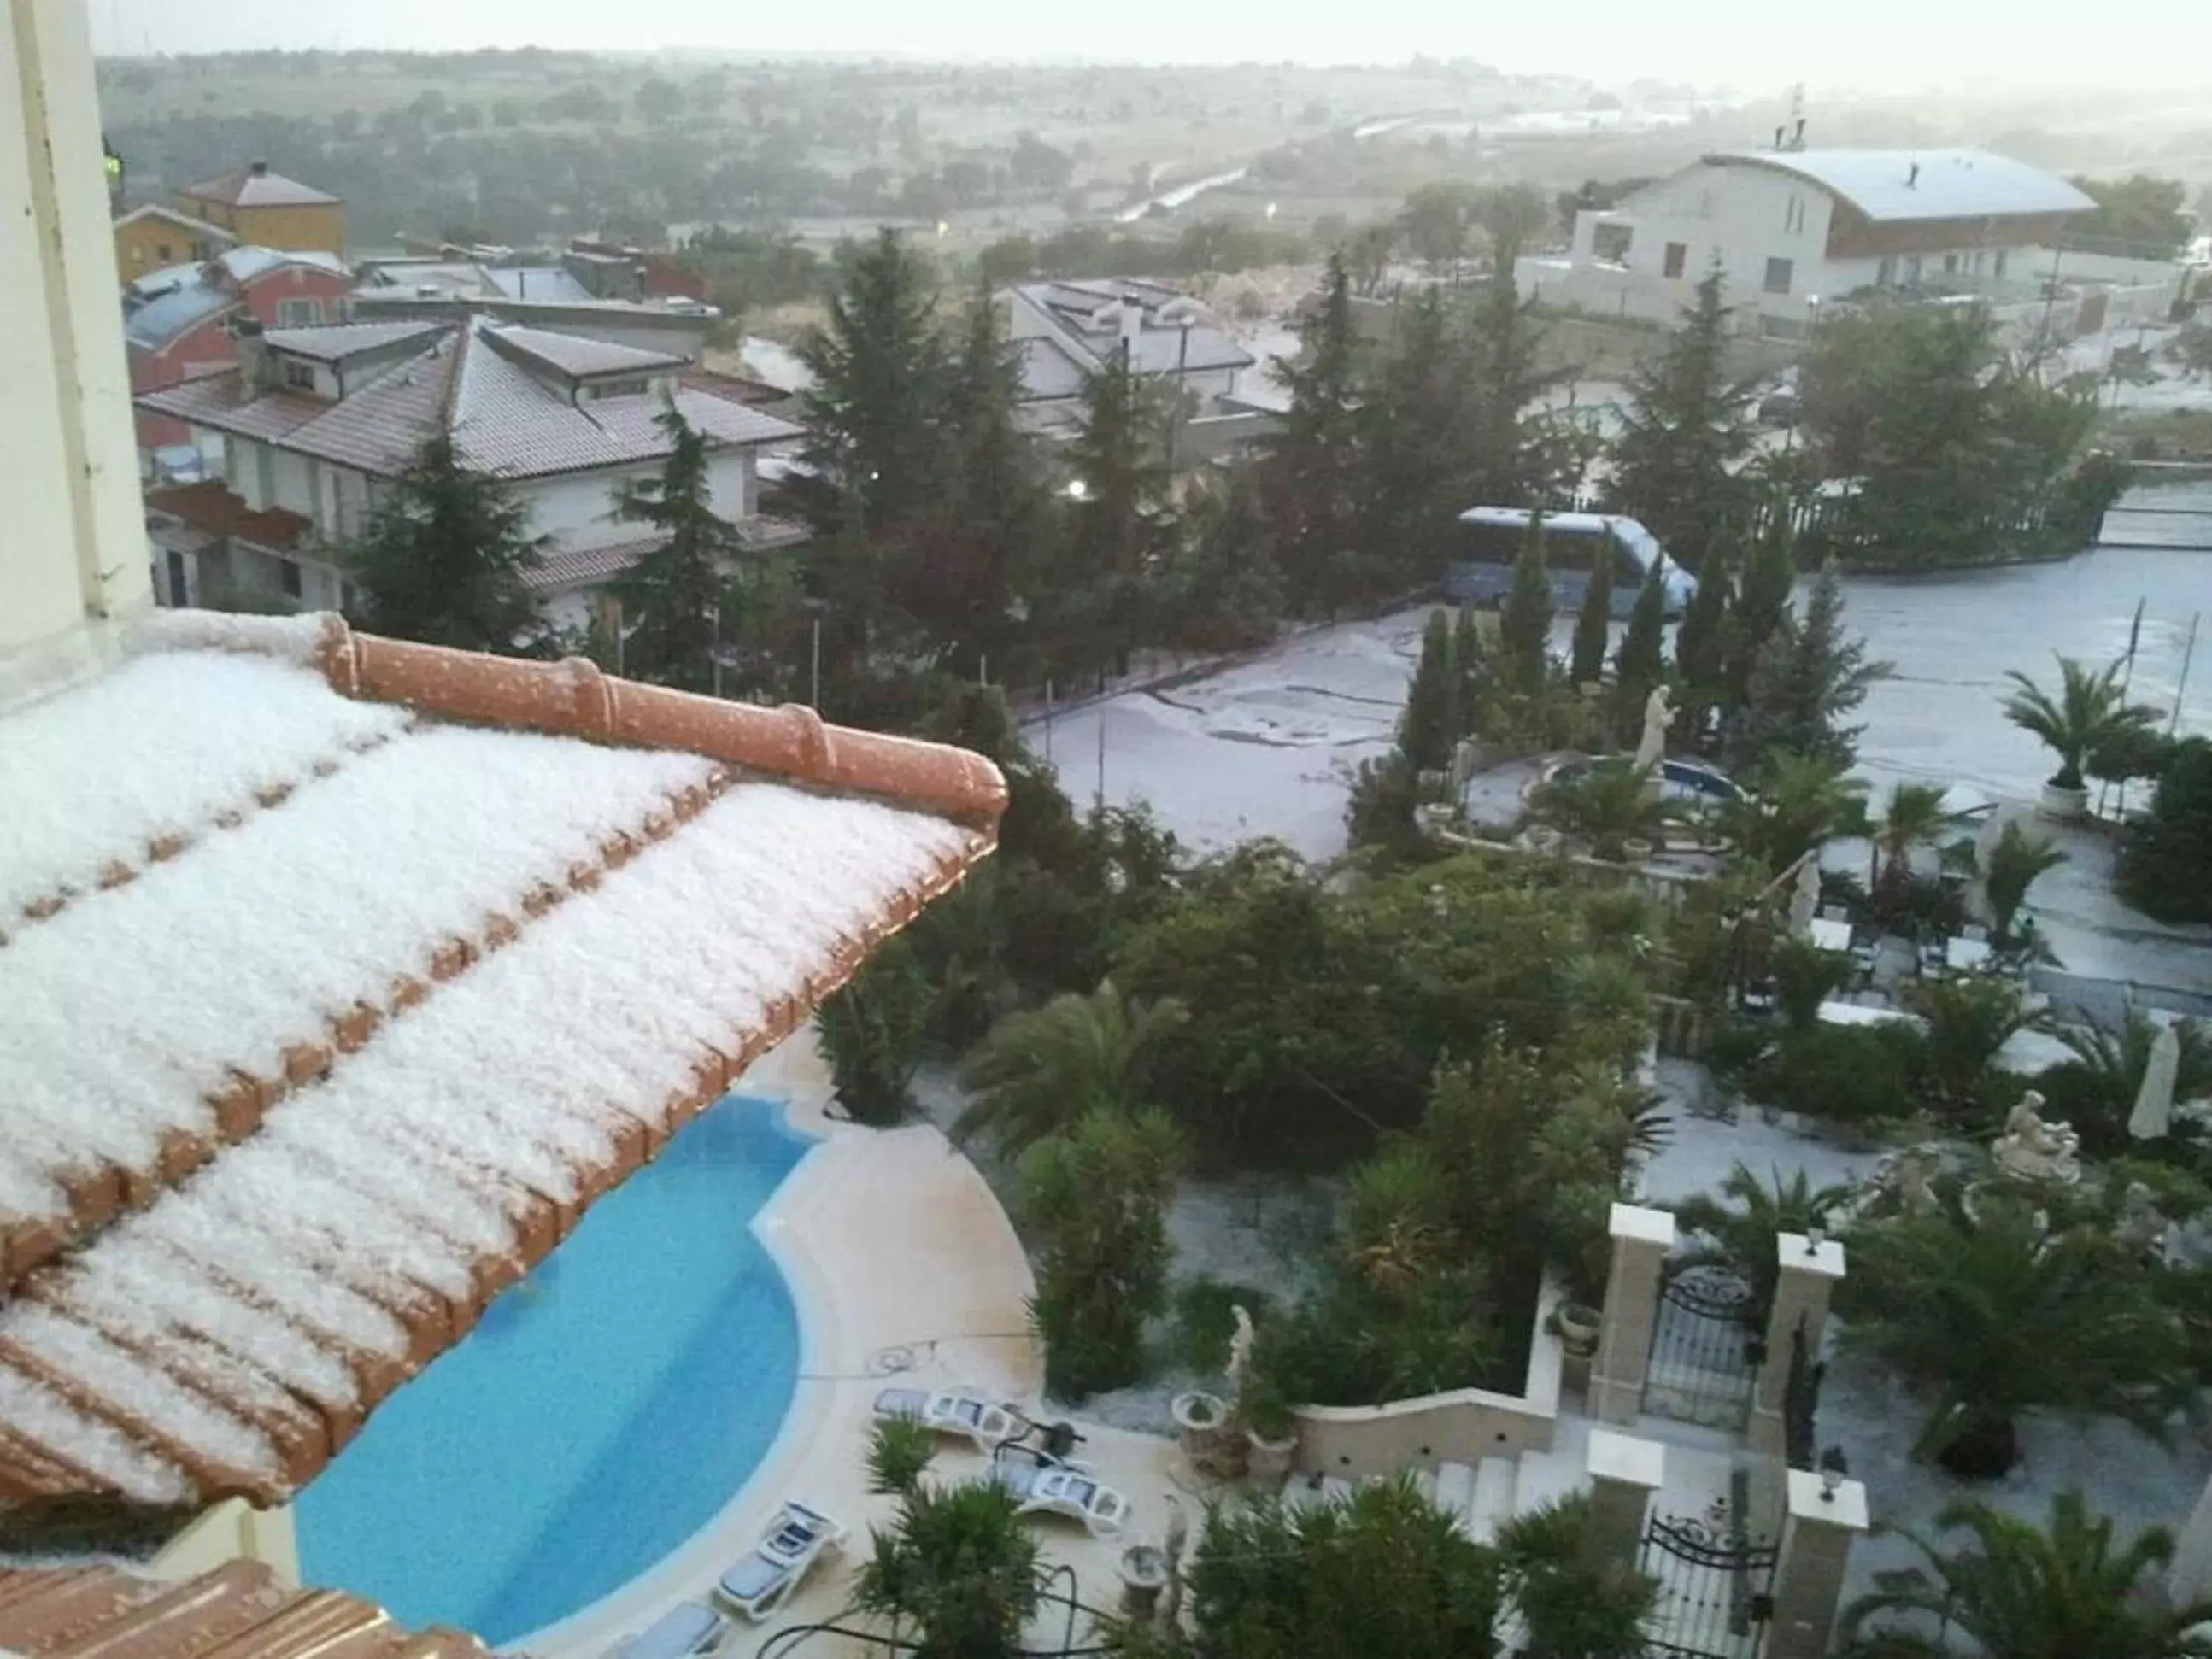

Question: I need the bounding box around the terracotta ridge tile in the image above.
[0,725,403,952]
[0,775,713,1292]
[289,614,1007,829]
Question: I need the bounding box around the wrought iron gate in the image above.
[1643,1262,1762,1429]
[1640,1510,1777,1659]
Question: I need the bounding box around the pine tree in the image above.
[1569,544,1613,686]
[1272,253,1365,607]
[349,433,544,651]
[1062,344,1171,676]
[1500,517,1554,690]
[1736,560,1886,766]
[1459,268,1571,507]
[1612,558,1668,734]
[796,227,948,536]
[1399,607,1458,774]
[1609,269,1759,569]
[1356,291,1471,599]
[1672,541,1734,747]
[611,405,742,692]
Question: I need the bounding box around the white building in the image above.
[135,317,805,630]
[1000,278,1274,460]
[1517,149,2162,341]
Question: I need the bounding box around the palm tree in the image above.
[852,1421,1047,1659]
[1841,1209,2193,1475]
[1534,759,1672,860]
[1675,1161,1855,1324]
[1839,1491,2212,1659]
[1869,782,1951,919]
[957,980,1186,1149]
[1495,1494,1658,1659]
[2039,1014,2212,1159]
[1721,748,1869,875]
[2001,655,2160,793]
[1981,820,2068,946]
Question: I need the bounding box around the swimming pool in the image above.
[296,1095,812,1645]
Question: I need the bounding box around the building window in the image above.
[1763,256,1793,296]
[277,557,303,599]
[1876,255,1896,287]
[155,242,172,262]
[1591,223,1632,264]
[1943,253,1960,275]
[1904,255,1923,284]
[275,297,322,327]
[1663,242,1687,278]
[283,361,316,391]
[1784,195,1805,234]
[1994,249,2009,278]
[590,377,651,400]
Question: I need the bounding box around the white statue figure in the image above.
[1633,685,1675,777]
[2130,1023,2183,1142]
[1993,1089,2082,1185]
[1226,1303,1256,1398]
[2119,1182,2166,1254]
[1896,1150,1939,1216]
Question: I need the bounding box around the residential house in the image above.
[352,247,723,364]
[112,202,238,279]
[1514,148,2171,341]
[3,0,1000,1597]
[134,316,806,622]
[999,278,1277,463]
[173,161,346,258]
[123,246,355,467]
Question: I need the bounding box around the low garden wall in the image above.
[1288,1273,1566,1477]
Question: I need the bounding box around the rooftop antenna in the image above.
[1787,83,1806,150]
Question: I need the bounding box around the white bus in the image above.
[1446,508,1697,619]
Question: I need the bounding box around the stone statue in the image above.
[2119,1181,2166,1252]
[1226,1303,1256,1398]
[1450,736,1482,794]
[1993,1089,2082,1185]
[1896,1150,1939,1216]
[1162,1496,1189,1627]
[1788,856,1822,939]
[1633,686,1675,777]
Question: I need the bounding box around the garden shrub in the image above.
[1745,1022,1924,1125]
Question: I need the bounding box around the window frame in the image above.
[1763,256,1793,296]
[1662,241,1687,279]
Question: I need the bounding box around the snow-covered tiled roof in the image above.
[260,321,445,361]
[181,165,341,209]
[0,612,1002,1518]
[1007,278,1255,387]
[1703,149,2095,224]
[482,324,687,380]
[137,319,804,483]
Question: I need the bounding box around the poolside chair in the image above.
[988,1456,1131,1538]
[871,1384,1022,1455]
[713,1501,845,1622]
[608,1600,730,1659]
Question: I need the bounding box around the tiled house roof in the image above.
[135,319,803,483]
[0,611,1002,1522]
[181,167,341,210]
[0,1558,487,1659]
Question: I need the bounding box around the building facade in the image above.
[112,202,238,279]
[173,162,347,257]
[137,318,804,623]
[1517,149,2115,341]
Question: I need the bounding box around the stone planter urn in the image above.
[1117,1544,1168,1618]
[1245,1423,1299,1480]
[1620,835,1655,865]
[1173,1390,1239,1477]
[2039,779,2089,822]
[1553,1301,1602,1361]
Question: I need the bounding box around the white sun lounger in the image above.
[712,1501,845,1622]
[607,1600,729,1659]
[871,1384,1022,1455]
[989,1457,1131,1538]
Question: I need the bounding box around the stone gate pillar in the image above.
[1593,1202,1675,1425]
[1584,1428,1665,1568]
[1748,1231,1845,1459]
[1764,1468,1869,1659]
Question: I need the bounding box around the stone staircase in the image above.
[1283,1444,1591,1541]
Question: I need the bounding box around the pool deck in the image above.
[521,1029,1190,1659]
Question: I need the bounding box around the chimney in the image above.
[249,160,268,178]
[1907,161,1920,189]
[1118,294,1143,361]
[1792,117,1806,148]
[1774,125,1786,150]
[232,317,269,389]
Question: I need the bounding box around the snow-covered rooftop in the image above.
[1704,148,2095,225]
[0,613,1002,1516]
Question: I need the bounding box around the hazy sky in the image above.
[89,0,2210,94]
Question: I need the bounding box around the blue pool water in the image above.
[296,1096,812,1645]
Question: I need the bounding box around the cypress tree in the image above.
[1612,558,1669,733]
[1730,516,1798,706]
[1453,605,1487,730]
[612,405,742,692]
[1673,541,1734,747]
[1398,607,1458,774]
[1501,518,1554,691]
[1737,560,1886,766]
[349,432,544,652]
[1569,544,1614,687]
[1273,252,1364,606]
[1610,268,1758,567]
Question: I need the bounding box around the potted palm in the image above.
[2001,655,2158,823]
